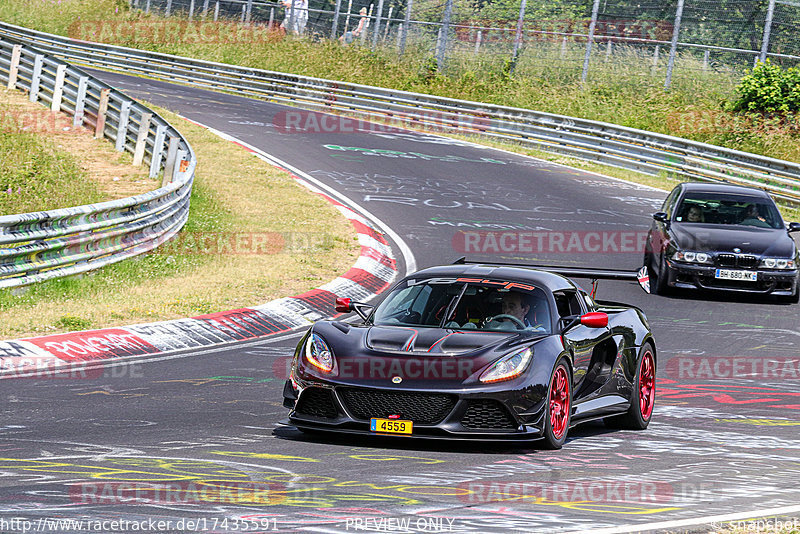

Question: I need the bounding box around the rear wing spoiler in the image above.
[452,258,651,295]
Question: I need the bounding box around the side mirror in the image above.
[788,222,800,233]
[334,297,373,321]
[653,212,669,223]
[580,312,609,329]
[334,297,353,313]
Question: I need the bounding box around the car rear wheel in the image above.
[605,343,656,430]
[541,358,572,450]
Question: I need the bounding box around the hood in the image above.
[365,325,516,355]
[299,322,548,387]
[671,223,795,257]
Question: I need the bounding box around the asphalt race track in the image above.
[1,70,799,534]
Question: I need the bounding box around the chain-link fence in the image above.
[132,0,800,89]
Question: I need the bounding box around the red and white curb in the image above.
[0,120,410,377]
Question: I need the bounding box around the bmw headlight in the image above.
[304,333,334,372]
[479,347,533,383]
[672,251,713,264]
[759,257,796,270]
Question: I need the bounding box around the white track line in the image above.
[182,116,417,276]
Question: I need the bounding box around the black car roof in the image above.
[678,182,771,198]
[404,264,580,293]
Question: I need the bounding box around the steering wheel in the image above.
[482,314,526,330]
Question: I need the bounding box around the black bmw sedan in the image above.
[644,182,800,302]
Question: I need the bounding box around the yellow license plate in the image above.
[370,418,413,434]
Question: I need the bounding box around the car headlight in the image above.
[759,257,796,270]
[672,250,713,264]
[479,347,533,383]
[304,333,334,372]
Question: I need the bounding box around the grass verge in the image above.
[0,101,358,339]
[0,88,152,214]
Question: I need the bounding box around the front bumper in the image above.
[283,379,547,441]
[664,261,798,295]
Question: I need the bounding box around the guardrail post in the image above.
[331,0,342,38]
[664,0,685,90]
[246,0,253,23]
[6,44,22,90]
[214,1,220,21]
[475,30,482,53]
[150,124,168,178]
[73,76,89,128]
[605,40,612,62]
[146,0,151,14]
[372,0,385,49]
[116,101,132,152]
[189,0,195,19]
[703,49,709,70]
[202,0,209,18]
[561,36,567,58]
[166,0,173,17]
[269,7,275,28]
[51,64,67,112]
[29,54,44,103]
[95,88,110,139]
[581,0,600,85]
[176,150,189,180]
[133,112,152,166]
[759,0,776,63]
[163,136,180,186]
[399,0,413,55]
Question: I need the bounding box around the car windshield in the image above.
[674,193,784,229]
[370,278,552,333]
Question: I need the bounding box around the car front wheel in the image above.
[541,357,572,450]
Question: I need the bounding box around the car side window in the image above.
[665,188,681,218]
[554,291,584,318]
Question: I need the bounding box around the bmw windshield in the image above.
[674,193,784,229]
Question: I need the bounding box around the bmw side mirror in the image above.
[653,212,669,223]
[788,222,800,233]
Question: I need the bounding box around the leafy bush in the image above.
[729,60,800,114]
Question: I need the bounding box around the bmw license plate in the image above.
[370,418,413,434]
[715,269,757,281]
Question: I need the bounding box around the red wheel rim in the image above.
[549,365,570,439]
[638,350,656,420]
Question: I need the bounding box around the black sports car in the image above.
[282,262,655,448]
[644,182,800,302]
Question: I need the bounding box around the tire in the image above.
[605,343,656,430]
[541,358,572,450]
[652,254,671,296]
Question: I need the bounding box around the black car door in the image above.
[555,290,612,398]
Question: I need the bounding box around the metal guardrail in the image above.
[0,32,196,289]
[1,20,798,209]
